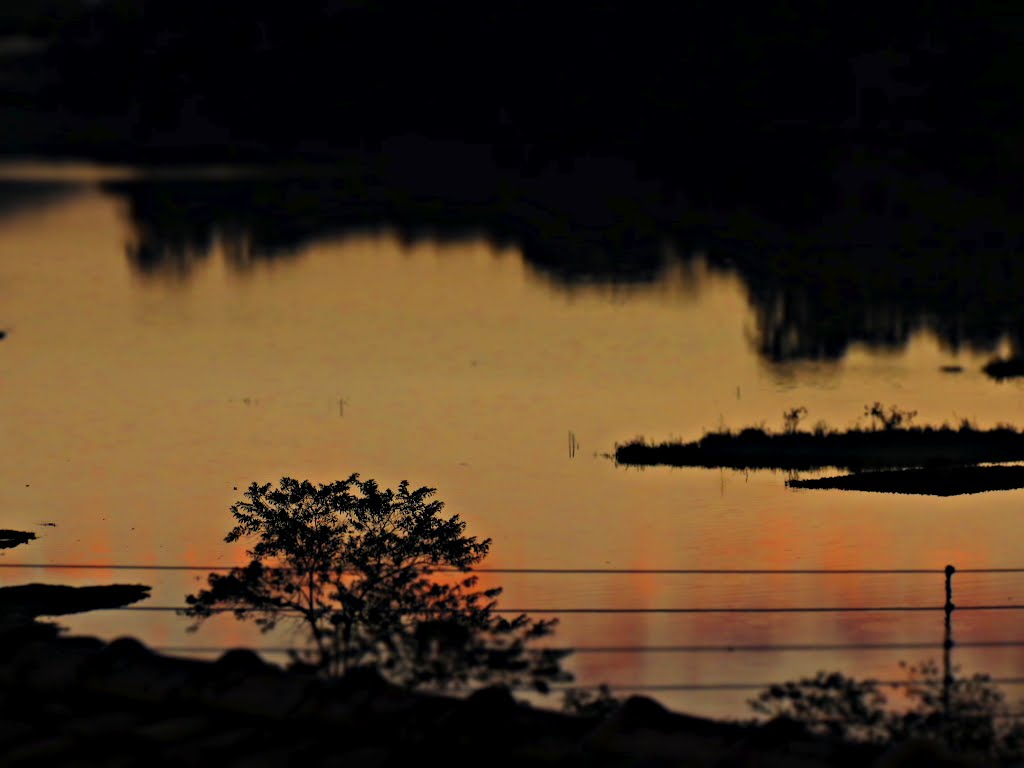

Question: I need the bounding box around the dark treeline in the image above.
[0,0,87,36]
[5,2,1022,173]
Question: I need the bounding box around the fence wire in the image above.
[6,561,1024,706]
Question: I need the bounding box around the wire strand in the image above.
[8,564,1022,574]
[147,639,1024,656]
[110,604,1024,614]
[548,677,1024,692]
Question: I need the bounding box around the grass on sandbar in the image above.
[614,404,1024,472]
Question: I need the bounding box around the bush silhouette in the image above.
[783,406,808,434]
[864,402,918,431]
[749,660,1024,760]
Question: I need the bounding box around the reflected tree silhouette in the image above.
[0,529,36,550]
[59,3,1015,359]
[182,475,572,693]
[103,167,1024,366]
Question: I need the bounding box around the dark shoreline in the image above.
[0,622,901,767]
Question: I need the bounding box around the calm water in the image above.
[2,162,1024,719]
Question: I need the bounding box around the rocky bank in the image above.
[0,622,998,767]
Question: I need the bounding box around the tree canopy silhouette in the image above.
[182,474,571,693]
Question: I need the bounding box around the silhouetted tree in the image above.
[182,475,572,693]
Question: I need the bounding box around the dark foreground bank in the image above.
[0,622,981,768]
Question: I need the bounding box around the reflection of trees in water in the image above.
[106,156,1024,363]
[718,140,1024,362]
[116,180,314,278]
[106,169,685,286]
[725,249,1024,362]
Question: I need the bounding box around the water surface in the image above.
[2,165,1023,718]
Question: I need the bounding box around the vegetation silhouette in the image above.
[782,406,809,434]
[8,2,1019,165]
[0,0,86,37]
[863,402,918,431]
[182,475,572,693]
[748,659,1024,762]
[615,404,1024,472]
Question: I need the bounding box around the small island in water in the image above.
[614,404,1024,496]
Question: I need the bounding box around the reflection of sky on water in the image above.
[2,175,1024,719]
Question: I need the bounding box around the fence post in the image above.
[943,563,956,724]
